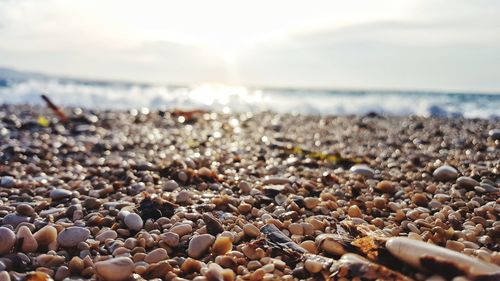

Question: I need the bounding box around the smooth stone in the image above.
[202,213,224,235]
[33,225,58,246]
[17,225,38,253]
[0,176,15,188]
[316,234,346,256]
[188,234,215,259]
[433,165,459,181]
[162,232,179,248]
[0,227,15,255]
[16,204,34,217]
[57,226,90,247]
[124,213,143,231]
[96,230,118,243]
[170,224,192,237]
[350,165,375,178]
[164,180,179,191]
[144,248,168,264]
[386,237,500,276]
[263,177,292,185]
[176,190,190,203]
[94,257,134,281]
[239,181,252,193]
[456,176,480,189]
[0,271,10,281]
[2,214,29,228]
[243,223,260,238]
[50,188,72,200]
[489,129,500,140]
[304,258,323,273]
[54,266,71,281]
[212,236,232,256]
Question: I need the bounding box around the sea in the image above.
[1,70,499,119]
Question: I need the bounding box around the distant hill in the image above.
[0,66,48,80]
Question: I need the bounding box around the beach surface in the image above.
[0,104,499,280]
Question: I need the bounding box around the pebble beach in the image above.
[0,104,499,281]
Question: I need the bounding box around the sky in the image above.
[1,0,500,92]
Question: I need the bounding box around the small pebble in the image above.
[164,180,179,191]
[57,226,90,247]
[350,165,375,178]
[212,236,232,256]
[50,188,72,200]
[376,180,396,193]
[124,213,143,231]
[456,176,480,189]
[188,234,215,259]
[16,204,34,217]
[94,257,134,281]
[433,165,459,181]
[243,223,260,238]
[0,227,15,255]
[170,224,192,237]
[162,232,180,247]
[16,225,38,253]
[144,248,168,264]
[0,176,15,188]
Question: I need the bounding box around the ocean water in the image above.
[1,76,499,119]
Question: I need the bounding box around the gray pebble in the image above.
[350,165,375,178]
[50,188,72,200]
[57,226,90,247]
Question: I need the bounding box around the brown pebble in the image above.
[16,204,34,217]
[347,205,362,217]
[376,180,395,193]
[212,236,232,256]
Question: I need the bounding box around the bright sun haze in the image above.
[1,0,500,92]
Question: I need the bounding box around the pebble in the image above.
[96,230,118,243]
[144,248,168,264]
[316,234,346,256]
[243,223,260,238]
[386,237,500,275]
[54,266,71,281]
[488,128,500,140]
[124,213,143,231]
[433,165,459,181]
[16,204,34,217]
[376,180,396,193]
[16,225,38,253]
[304,258,323,273]
[0,227,15,255]
[347,205,362,217]
[57,226,90,247]
[170,223,192,237]
[446,240,465,252]
[176,190,191,203]
[50,188,72,200]
[162,232,180,247]
[94,257,134,281]
[350,165,375,178]
[2,214,29,227]
[239,181,252,193]
[164,179,179,191]
[203,213,224,235]
[288,223,304,236]
[212,236,232,255]
[304,197,319,209]
[33,225,57,247]
[456,176,480,189]
[188,234,215,259]
[0,176,15,187]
